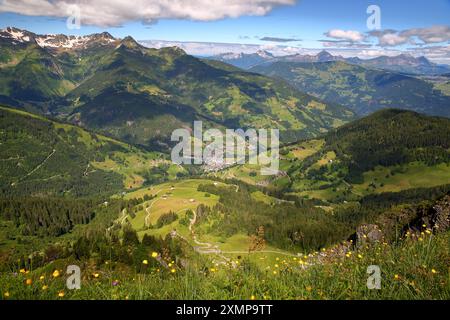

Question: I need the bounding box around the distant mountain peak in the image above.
[0,26,36,43]
[0,27,117,50]
[255,50,274,59]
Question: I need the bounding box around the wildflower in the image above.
[19,268,26,274]
[39,275,45,281]
[112,280,119,287]
[210,268,216,273]
[394,274,400,280]
[170,268,176,273]
[431,269,438,274]
[4,292,10,298]
[422,224,427,228]
[93,273,100,278]
[168,263,173,267]
[274,264,279,268]
[142,260,148,265]
[418,237,423,242]
[58,291,65,298]
[306,286,312,292]
[151,252,158,258]
[52,270,60,278]
[250,295,256,300]
[425,230,431,235]
[272,271,277,275]
[25,278,32,285]
[357,254,363,259]
[42,285,48,290]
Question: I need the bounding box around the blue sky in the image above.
[1,0,449,62]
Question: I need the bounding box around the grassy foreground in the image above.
[1,230,448,300]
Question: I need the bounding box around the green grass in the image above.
[353,162,450,195]
[123,179,224,237]
[2,230,448,300]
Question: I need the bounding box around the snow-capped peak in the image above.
[35,32,116,49]
[255,50,274,59]
[0,27,33,43]
[0,27,117,50]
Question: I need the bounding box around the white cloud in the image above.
[0,0,296,27]
[324,29,364,42]
[371,26,450,47]
[378,32,409,46]
[402,25,450,44]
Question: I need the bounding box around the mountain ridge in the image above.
[209,49,450,75]
[0,27,355,149]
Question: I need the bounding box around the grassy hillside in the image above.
[0,31,355,148]
[1,186,448,300]
[62,41,354,146]
[250,61,450,117]
[0,106,179,197]
[216,109,450,203]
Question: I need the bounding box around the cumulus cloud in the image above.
[370,26,450,47]
[324,29,365,42]
[0,0,296,27]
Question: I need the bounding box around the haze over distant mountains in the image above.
[208,49,450,76]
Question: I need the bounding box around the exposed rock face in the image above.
[431,195,450,233]
[356,224,384,246]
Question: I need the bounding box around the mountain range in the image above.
[0,27,354,148]
[210,49,450,75]
[250,60,450,117]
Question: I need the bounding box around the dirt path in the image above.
[12,149,56,186]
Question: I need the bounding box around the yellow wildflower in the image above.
[52,270,60,278]
[25,278,32,285]
[151,252,158,258]
[142,260,148,265]
[4,292,10,298]
[431,269,437,274]
[170,268,176,273]
[58,291,65,298]
[250,295,256,300]
[42,285,48,290]
[39,275,45,281]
